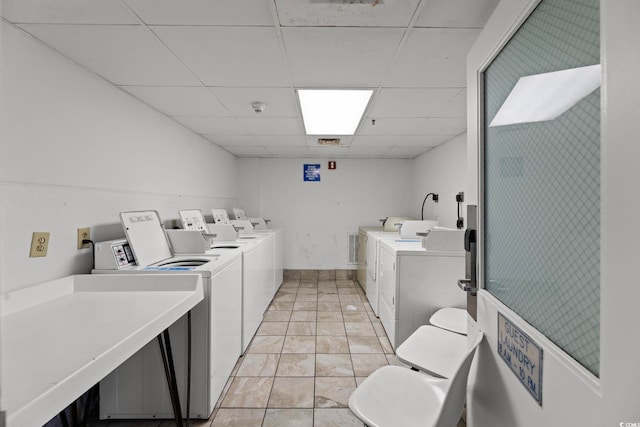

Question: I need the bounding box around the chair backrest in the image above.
[433,331,484,427]
[429,307,468,335]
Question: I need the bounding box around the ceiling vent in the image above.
[317,138,341,146]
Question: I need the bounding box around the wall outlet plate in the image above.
[29,232,50,257]
[77,227,90,249]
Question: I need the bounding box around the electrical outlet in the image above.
[29,232,50,257]
[456,192,464,203]
[77,227,90,249]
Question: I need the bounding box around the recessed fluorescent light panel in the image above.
[298,89,373,135]
[489,64,601,127]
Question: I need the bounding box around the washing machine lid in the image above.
[120,210,172,266]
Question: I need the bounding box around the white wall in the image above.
[0,23,238,293]
[466,0,640,425]
[412,134,467,228]
[237,158,414,269]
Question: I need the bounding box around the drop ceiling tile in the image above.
[415,0,499,28]
[121,86,229,116]
[410,117,466,135]
[308,146,350,157]
[224,146,271,157]
[174,116,244,134]
[255,135,307,146]
[265,146,312,157]
[236,117,303,135]
[124,0,274,25]
[383,146,431,158]
[395,135,451,147]
[385,28,481,87]
[19,24,198,86]
[369,88,462,118]
[436,89,467,118]
[209,87,298,117]
[351,135,402,147]
[152,26,289,87]
[202,135,260,147]
[345,147,390,158]
[359,117,424,135]
[2,0,136,24]
[274,0,420,27]
[282,27,404,87]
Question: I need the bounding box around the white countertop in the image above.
[1,273,203,427]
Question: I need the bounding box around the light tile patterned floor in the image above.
[207,277,394,426]
[90,275,466,426]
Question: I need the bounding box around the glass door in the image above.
[481,0,601,377]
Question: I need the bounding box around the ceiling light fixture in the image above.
[489,64,601,127]
[298,89,373,135]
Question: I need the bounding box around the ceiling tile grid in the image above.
[384,27,483,88]
[18,24,200,86]
[120,86,230,117]
[150,26,291,87]
[123,0,275,26]
[281,27,406,88]
[3,0,500,158]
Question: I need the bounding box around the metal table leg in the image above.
[157,309,193,427]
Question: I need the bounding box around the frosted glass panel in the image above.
[483,0,600,376]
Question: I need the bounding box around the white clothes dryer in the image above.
[378,230,465,349]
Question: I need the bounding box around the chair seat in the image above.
[396,325,468,378]
[348,365,449,427]
[430,308,467,335]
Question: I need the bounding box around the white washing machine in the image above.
[247,226,283,295]
[93,210,242,420]
[229,207,284,293]
[378,229,466,349]
[231,232,275,352]
[173,208,276,353]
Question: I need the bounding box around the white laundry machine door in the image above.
[378,244,397,347]
[365,234,379,315]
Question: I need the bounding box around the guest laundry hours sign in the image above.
[498,312,543,405]
[303,164,321,182]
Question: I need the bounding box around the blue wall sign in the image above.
[304,164,321,182]
[498,312,543,405]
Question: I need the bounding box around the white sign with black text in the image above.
[498,312,543,405]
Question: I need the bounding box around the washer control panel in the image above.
[95,239,137,270]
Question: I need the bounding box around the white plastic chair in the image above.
[395,325,468,378]
[429,307,467,335]
[349,331,483,427]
